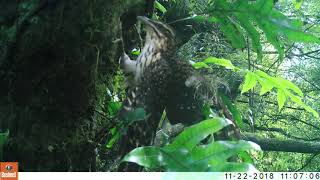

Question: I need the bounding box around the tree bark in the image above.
[243,133,320,154]
[0,0,148,171]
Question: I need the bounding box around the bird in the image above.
[119,16,176,83]
[117,16,205,171]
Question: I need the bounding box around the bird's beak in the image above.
[137,16,162,38]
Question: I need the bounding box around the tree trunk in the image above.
[0,0,148,171]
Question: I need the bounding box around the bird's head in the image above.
[137,16,176,51]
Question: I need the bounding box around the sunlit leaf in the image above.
[257,77,274,95]
[238,151,254,164]
[278,78,303,97]
[193,62,210,69]
[241,71,257,94]
[123,146,164,169]
[204,57,235,69]
[277,89,286,110]
[164,118,232,152]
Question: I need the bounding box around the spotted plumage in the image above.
[117,16,204,171]
[119,16,175,82]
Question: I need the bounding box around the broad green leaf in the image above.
[277,89,286,110]
[193,62,210,69]
[219,93,244,129]
[255,70,272,79]
[238,151,254,164]
[123,140,261,172]
[241,71,258,94]
[190,141,261,163]
[122,146,164,169]
[287,92,303,105]
[154,1,167,14]
[164,118,232,152]
[278,78,303,97]
[123,119,260,172]
[257,77,274,95]
[204,57,235,69]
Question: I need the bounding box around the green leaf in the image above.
[238,151,254,164]
[123,146,164,169]
[219,93,244,129]
[241,71,258,94]
[287,92,303,105]
[164,118,232,152]
[203,57,235,69]
[277,78,303,97]
[189,140,260,171]
[277,89,287,110]
[191,140,261,163]
[123,140,260,172]
[154,1,167,14]
[257,77,274,95]
[193,62,210,69]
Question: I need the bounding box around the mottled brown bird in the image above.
[117,16,204,171]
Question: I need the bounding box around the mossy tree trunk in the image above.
[0,0,149,171]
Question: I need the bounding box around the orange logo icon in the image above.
[0,162,18,180]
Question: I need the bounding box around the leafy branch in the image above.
[122,118,260,172]
[193,56,319,118]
